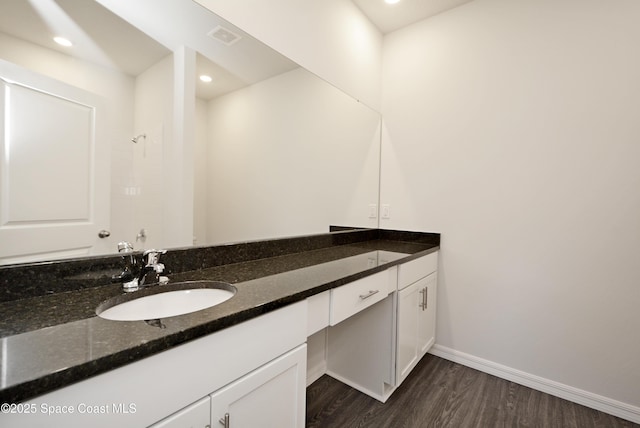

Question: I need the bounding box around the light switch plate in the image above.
[381,204,390,219]
[368,204,377,219]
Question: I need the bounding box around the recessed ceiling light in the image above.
[53,36,72,47]
[199,75,213,83]
[385,0,401,4]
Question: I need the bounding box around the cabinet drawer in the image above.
[330,270,390,326]
[398,252,438,290]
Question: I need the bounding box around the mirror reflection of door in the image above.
[0,60,110,264]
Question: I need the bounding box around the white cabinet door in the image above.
[149,397,210,428]
[210,345,306,428]
[417,272,437,356]
[396,272,437,385]
[396,279,420,383]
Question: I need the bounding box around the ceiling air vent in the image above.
[207,25,242,46]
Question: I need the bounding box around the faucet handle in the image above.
[117,241,134,253]
[113,241,137,288]
[142,249,167,266]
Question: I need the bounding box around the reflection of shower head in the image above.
[131,134,146,143]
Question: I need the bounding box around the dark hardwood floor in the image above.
[306,354,639,428]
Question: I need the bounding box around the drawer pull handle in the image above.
[359,289,380,300]
[425,286,428,310]
[420,288,427,310]
[219,413,229,427]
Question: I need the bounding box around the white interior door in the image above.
[0,60,110,264]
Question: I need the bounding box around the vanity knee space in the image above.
[306,251,439,402]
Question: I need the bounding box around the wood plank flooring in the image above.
[306,354,639,428]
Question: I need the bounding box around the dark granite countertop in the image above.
[0,229,439,404]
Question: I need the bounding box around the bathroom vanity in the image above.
[0,229,439,427]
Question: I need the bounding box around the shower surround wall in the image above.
[131,54,172,251]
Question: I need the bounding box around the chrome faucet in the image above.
[113,242,167,292]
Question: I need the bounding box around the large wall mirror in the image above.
[0,0,381,265]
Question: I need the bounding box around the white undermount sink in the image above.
[96,281,236,321]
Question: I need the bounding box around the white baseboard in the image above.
[306,363,326,387]
[429,344,640,424]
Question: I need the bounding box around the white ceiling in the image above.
[0,0,169,76]
[1,0,475,99]
[0,0,297,100]
[95,0,297,97]
[353,0,474,34]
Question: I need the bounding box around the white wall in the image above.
[194,0,383,111]
[381,0,640,416]
[202,67,380,244]
[166,47,196,249]
[193,97,209,246]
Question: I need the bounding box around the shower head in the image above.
[131,134,146,143]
